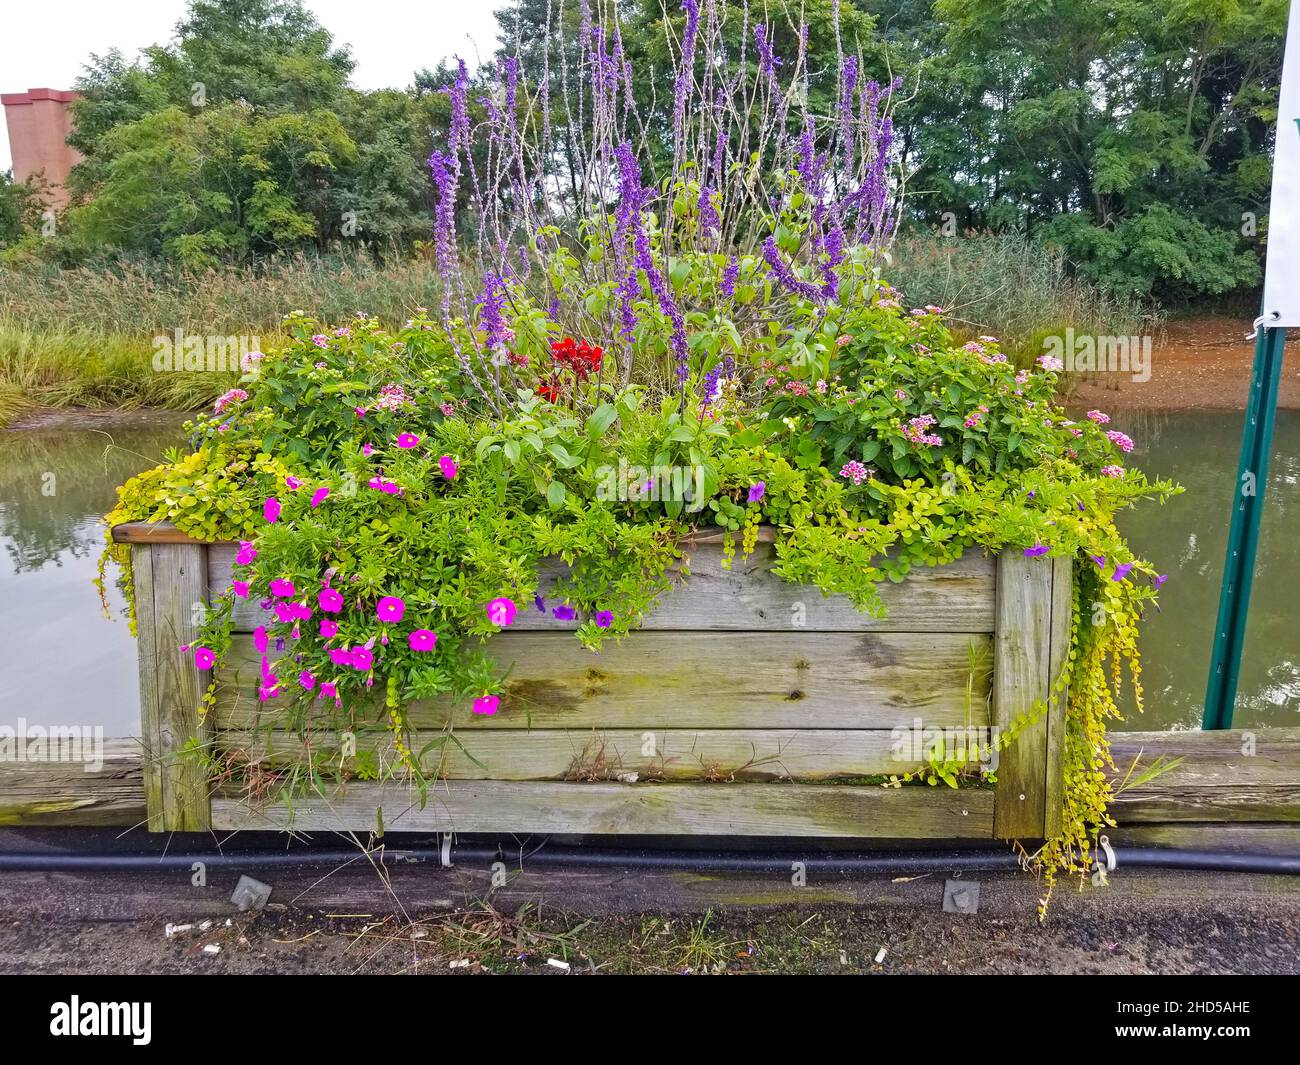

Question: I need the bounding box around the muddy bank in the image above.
[1068,315,1300,412]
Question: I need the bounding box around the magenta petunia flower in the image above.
[748,482,766,503]
[299,670,315,690]
[362,442,373,456]
[352,646,374,671]
[408,629,438,651]
[273,602,296,623]
[231,580,250,599]
[319,587,343,613]
[473,694,500,716]
[594,610,614,629]
[253,625,269,654]
[310,487,329,508]
[193,646,215,671]
[318,682,338,700]
[439,455,458,480]
[269,577,296,598]
[258,684,281,702]
[286,476,302,490]
[1024,544,1050,558]
[552,604,576,621]
[320,619,339,639]
[329,647,353,666]
[486,597,517,626]
[396,433,420,449]
[264,497,281,523]
[376,596,405,623]
[236,541,257,566]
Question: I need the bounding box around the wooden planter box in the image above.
[104,522,1073,841]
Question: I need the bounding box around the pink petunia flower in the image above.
[408,629,438,651]
[193,646,215,671]
[310,486,329,507]
[231,580,250,599]
[269,578,296,598]
[438,455,458,480]
[473,695,500,716]
[396,433,420,449]
[376,596,405,623]
[486,597,517,626]
[320,619,339,639]
[236,541,257,566]
[285,476,302,490]
[253,625,269,654]
[319,587,344,613]
[299,670,315,690]
[351,647,374,671]
[264,497,281,523]
[318,682,338,700]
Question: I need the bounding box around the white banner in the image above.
[1264,1,1300,326]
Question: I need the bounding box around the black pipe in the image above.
[0,843,1298,875]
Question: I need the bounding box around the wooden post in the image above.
[133,541,211,830]
[992,551,1071,839]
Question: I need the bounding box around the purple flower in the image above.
[552,604,576,621]
[534,594,546,613]
[1090,555,1107,569]
[720,256,740,299]
[748,482,766,503]
[1153,573,1169,590]
[594,610,614,629]
[1113,562,1134,581]
[761,237,824,303]
[1024,544,1050,558]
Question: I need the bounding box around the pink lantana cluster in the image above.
[903,414,943,447]
[214,388,248,415]
[1106,430,1135,453]
[839,460,875,485]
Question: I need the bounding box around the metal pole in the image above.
[1202,321,1288,729]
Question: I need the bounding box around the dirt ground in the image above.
[1,861,1298,975]
[1069,315,1300,411]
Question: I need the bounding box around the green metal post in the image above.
[1202,322,1288,730]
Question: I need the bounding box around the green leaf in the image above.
[587,403,618,437]
[546,481,566,508]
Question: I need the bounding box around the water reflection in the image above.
[1112,409,1300,730]
[0,414,186,736]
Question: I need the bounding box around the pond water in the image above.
[1107,407,1300,731]
[0,413,188,737]
[0,408,1295,738]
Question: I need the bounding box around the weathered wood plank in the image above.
[131,543,163,828]
[138,542,212,830]
[215,631,993,731]
[212,780,995,837]
[112,522,232,545]
[0,740,146,827]
[1043,555,1074,837]
[1110,728,1300,824]
[209,540,997,634]
[216,728,927,781]
[991,552,1054,839]
[1110,823,1300,856]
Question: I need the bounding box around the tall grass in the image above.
[886,230,1159,365]
[1,236,1151,426]
[0,250,448,426]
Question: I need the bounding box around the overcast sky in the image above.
[0,0,503,172]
